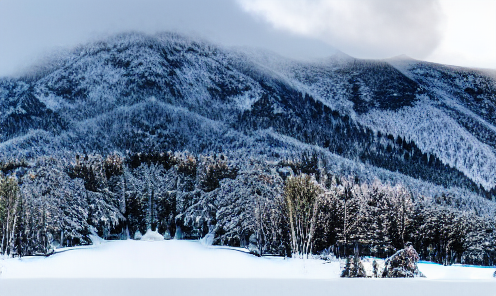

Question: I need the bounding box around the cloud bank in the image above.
[238,0,444,59]
[0,0,335,77]
[0,0,493,77]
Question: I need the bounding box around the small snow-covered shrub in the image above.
[141,229,165,241]
[248,234,260,256]
[319,247,338,262]
[382,244,424,278]
[200,233,214,246]
[134,230,143,240]
[341,255,366,278]
[361,258,385,278]
[89,234,105,245]
[89,226,105,245]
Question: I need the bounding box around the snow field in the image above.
[418,262,495,280]
[0,278,495,296]
[0,239,341,279]
[0,239,494,296]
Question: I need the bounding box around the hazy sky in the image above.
[0,0,494,77]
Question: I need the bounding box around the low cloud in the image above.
[0,0,335,77]
[238,0,444,59]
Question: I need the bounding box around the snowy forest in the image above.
[0,150,495,266]
[0,32,495,268]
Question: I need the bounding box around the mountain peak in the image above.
[329,50,354,62]
[386,54,416,61]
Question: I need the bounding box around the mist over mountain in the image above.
[0,32,495,265]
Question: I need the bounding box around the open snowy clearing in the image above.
[0,239,341,279]
[0,238,494,296]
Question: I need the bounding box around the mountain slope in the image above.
[1,32,495,199]
[249,53,496,193]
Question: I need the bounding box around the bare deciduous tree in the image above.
[284,174,322,258]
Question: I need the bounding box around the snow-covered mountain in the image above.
[1,32,495,198]
[1,33,496,266]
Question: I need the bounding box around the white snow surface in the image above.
[418,262,495,280]
[0,240,494,296]
[140,229,165,242]
[0,239,340,279]
[0,239,494,280]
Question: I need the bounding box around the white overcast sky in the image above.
[0,0,495,77]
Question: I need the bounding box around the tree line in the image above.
[0,152,494,266]
[286,171,495,266]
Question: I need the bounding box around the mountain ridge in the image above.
[1,31,495,198]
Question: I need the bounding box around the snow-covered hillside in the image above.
[359,97,496,190]
[2,32,495,196]
[249,52,496,192]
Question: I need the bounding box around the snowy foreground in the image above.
[0,236,494,296]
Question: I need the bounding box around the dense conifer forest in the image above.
[1,151,495,266]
